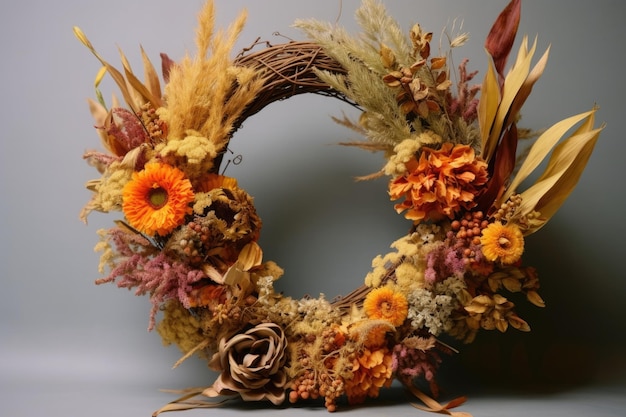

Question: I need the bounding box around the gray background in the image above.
[1,1,625,416]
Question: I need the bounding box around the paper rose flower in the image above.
[205,323,288,405]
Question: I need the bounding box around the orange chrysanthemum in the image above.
[122,162,194,236]
[480,221,524,264]
[344,347,394,405]
[363,287,408,327]
[389,143,489,222]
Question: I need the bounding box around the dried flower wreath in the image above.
[75,0,602,415]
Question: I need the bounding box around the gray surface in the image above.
[1,1,625,416]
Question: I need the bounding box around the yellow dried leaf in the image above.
[502,277,522,292]
[514,117,602,233]
[94,65,107,89]
[495,319,508,333]
[493,294,508,305]
[507,46,550,123]
[478,58,500,154]
[72,26,95,50]
[464,304,487,314]
[483,37,538,161]
[74,27,140,113]
[140,45,162,103]
[237,241,263,271]
[508,315,531,331]
[380,44,397,69]
[528,132,602,229]
[526,290,545,307]
[222,264,248,287]
[118,47,160,110]
[202,263,225,284]
[500,109,597,205]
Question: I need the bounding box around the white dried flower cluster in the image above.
[297,295,336,323]
[255,276,298,325]
[407,277,465,335]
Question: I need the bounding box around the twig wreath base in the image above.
[76,0,602,415]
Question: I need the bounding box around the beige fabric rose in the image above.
[204,322,288,405]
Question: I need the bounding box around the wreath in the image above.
[75,0,602,415]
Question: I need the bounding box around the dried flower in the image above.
[122,162,194,236]
[392,336,442,390]
[480,221,524,264]
[157,299,206,356]
[344,347,393,405]
[389,143,488,222]
[363,287,409,327]
[205,323,288,405]
[196,173,238,192]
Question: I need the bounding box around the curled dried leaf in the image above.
[526,290,546,307]
[380,44,397,69]
[502,277,522,292]
[508,314,531,331]
[431,56,447,70]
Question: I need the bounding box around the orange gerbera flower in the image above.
[389,143,488,222]
[480,221,524,264]
[122,162,194,236]
[363,287,408,327]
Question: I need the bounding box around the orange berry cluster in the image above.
[450,211,489,262]
[288,328,349,412]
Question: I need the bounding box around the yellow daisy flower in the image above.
[480,221,524,264]
[122,162,194,236]
[363,287,408,327]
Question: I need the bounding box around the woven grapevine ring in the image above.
[75,0,601,414]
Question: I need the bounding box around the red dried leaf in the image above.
[477,123,518,212]
[485,0,521,80]
[160,52,176,83]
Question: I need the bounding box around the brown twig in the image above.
[213,41,355,171]
[233,41,356,126]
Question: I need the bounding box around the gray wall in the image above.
[1,1,624,415]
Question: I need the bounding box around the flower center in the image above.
[147,185,169,209]
[498,236,511,249]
